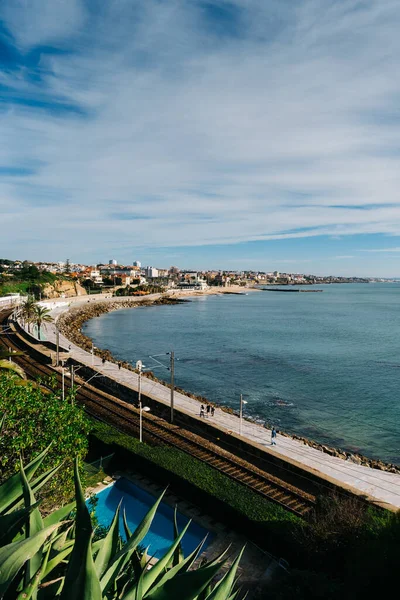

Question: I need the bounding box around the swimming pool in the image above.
[89,478,213,559]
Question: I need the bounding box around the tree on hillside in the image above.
[0,374,90,508]
[32,305,53,340]
[65,258,71,273]
[18,263,40,280]
[82,278,96,290]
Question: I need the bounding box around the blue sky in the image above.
[1,0,400,276]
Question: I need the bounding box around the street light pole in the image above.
[147,352,176,424]
[140,405,150,443]
[138,369,142,406]
[239,394,248,435]
[91,343,94,367]
[62,368,65,402]
[170,350,174,424]
[56,326,60,367]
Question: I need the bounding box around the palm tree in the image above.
[0,349,26,378]
[32,305,53,340]
[20,297,36,333]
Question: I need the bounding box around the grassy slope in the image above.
[91,419,301,525]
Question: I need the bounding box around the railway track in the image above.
[0,309,315,518]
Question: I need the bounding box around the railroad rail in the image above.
[0,309,315,518]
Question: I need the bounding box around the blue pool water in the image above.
[90,478,213,558]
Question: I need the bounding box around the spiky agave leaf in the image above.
[59,458,102,600]
[20,459,44,595]
[139,537,207,599]
[141,520,191,595]
[100,490,166,595]
[122,520,192,600]
[42,500,76,528]
[10,463,62,513]
[0,502,41,546]
[0,524,59,596]
[16,543,51,600]
[142,561,227,600]
[94,500,121,578]
[204,547,245,600]
[172,506,184,567]
[0,444,53,514]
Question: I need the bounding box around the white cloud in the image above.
[1,0,400,263]
[360,247,400,253]
[1,0,86,48]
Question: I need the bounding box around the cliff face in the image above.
[42,279,87,298]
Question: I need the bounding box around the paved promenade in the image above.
[35,295,400,510]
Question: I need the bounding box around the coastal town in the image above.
[0,257,375,300]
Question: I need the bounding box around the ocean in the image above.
[83,283,400,464]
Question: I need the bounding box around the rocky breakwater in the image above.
[57,296,186,369]
[277,431,400,474]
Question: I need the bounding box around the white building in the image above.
[109,259,117,266]
[177,275,208,291]
[133,260,141,268]
[144,266,159,278]
[90,269,103,285]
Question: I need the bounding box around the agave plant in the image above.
[0,445,245,599]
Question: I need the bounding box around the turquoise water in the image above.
[84,284,400,463]
[90,478,212,558]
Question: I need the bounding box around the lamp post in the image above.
[148,352,176,424]
[140,405,150,443]
[61,368,65,401]
[169,350,175,424]
[66,364,85,389]
[239,394,248,436]
[56,325,60,367]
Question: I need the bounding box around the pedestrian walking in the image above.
[118,362,121,370]
[271,427,277,446]
[211,406,215,417]
[200,404,205,418]
[102,357,106,365]
[206,404,211,417]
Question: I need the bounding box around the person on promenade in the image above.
[271,427,277,445]
[200,404,205,418]
[211,406,215,417]
[102,357,106,365]
[206,404,211,417]
[118,362,121,370]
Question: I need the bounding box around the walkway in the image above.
[35,295,400,510]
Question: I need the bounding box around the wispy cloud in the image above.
[1,0,400,262]
[360,247,400,253]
